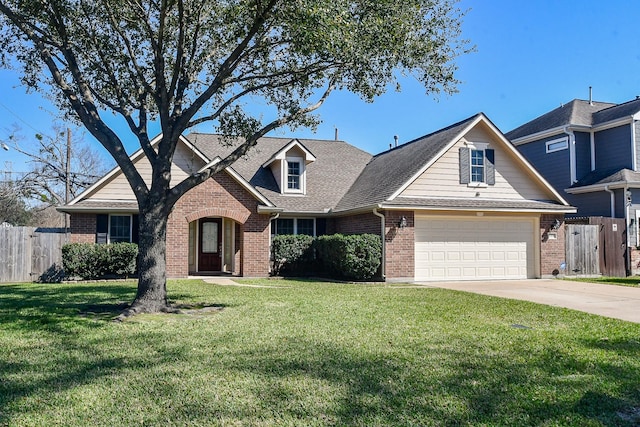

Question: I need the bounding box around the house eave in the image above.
[565,180,640,194]
[510,125,591,146]
[378,203,576,214]
[57,205,139,214]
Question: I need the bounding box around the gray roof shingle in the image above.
[186,133,372,213]
[570,167,640,188]
[592,98,640,125]
[505,99,615,140]
[334,115,480,212]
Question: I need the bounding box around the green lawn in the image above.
[564,277,640,288]
[1,279,639,426]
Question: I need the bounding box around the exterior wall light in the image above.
[398,216,407,228]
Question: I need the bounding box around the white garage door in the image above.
[415,216,536,281]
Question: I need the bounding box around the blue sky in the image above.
[2,0,640,174]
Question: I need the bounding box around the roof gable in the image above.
[336,113,570,212]
[69,134,208,205]
[335,115,480,212]
[261,139,316,167]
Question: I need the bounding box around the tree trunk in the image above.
[119,199,171,318]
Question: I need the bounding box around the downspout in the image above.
[564,126,577,184]
[268,212,280,274]
[372,207,386,280]
[590,131,596,171]
[604,185,615,218]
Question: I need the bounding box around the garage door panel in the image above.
[415,216,536,281]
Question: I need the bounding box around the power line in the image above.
[0,100,57,142]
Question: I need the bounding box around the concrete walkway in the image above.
[420,279,640,323]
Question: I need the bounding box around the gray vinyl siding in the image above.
[574,131,591,181]
[635,121,640,171]
[516,134,570,193]
[566,191,618,218]
[594,125,633,171]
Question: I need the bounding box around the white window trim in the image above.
[284,156,305,194]
[108,214,133,243]
[546,137,569,153]
[465,142,489,186]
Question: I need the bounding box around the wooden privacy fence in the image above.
[565,217,627,277]
[0,227,68,283]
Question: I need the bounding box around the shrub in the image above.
[62,242,138,280]
[316,233,382,280]
[108,243,138,276]
[271,234,314,276]
[62,243,103,279]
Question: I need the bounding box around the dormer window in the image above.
[262,139,316,195]
[287,159,301,190]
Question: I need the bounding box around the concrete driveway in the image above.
[419,279,640,323]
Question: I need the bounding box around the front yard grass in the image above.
[564,277,640,288]
[1,279,639,426]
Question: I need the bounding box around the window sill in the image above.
[467,182,488,188]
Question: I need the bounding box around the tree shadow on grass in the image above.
[218,337,640,426]
[0,283,136,328]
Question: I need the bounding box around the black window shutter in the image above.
[96,214,108,244]
[485,149,495,185]
[132,214,139,244]
[459,147,470,184]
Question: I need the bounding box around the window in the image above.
[296,219,315,236]
[287,160,301,190]
[470,149,485,183]
[109,215,131,243]
[459,146,495,186]
[272,218,294,235]
[271,218,316,236]
[546,137,568,153]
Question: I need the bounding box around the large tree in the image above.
[0,0,470,315]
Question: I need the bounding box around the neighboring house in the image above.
[506,97,640,247]
[60,113,573,281]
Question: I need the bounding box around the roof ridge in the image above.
[371,113,481,159]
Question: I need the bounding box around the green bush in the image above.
[316,234,381,280]
[62,242,138,280]
[271,234,314,276]
[107,243,139,276]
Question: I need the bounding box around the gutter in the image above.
[372,207,386,280]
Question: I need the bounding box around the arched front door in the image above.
[199,218,222,271]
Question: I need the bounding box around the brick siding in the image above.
[70,214,97,243]
[383,211,415,279]
[69,171,272,278]
[540,214,566,277]
[333,210,414,279]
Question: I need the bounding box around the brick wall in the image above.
[540,214,566,277]
[168,171,270,278]
[333,212,380,235]
[383,211,415,279]
[69,171,272,278]
[630,247,640,276]
[333,210,415,280]
[70,213,96,243]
